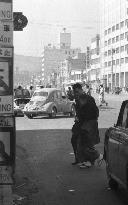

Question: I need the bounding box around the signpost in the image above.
[0,0,15,204]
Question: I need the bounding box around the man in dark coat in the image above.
[71,83,99,165]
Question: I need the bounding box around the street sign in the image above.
[0,21,13,46]
[0,96,13,114]
[0,59,13,96]
[0,2,12,20]
[0,166,13,185]
[0,47,12,58]
[13,12,28,31]
[0,116,14,127]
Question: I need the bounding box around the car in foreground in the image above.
[104,100,128,191]
[23,88,75,119]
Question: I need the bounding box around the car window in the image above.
[121,103,128,128]
[57,91,61,99]
[33,91,48,97]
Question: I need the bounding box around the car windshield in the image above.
[33,92,48,97]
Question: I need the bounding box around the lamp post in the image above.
[111,48,115,91]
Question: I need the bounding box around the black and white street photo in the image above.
[0,0,128,204]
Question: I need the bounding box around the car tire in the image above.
[27,114,33,119]
[69,105,76,117]
[106,160,119,190]
[108,178,119,190]
[49,107,57,118]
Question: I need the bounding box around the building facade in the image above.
[100,0,128,90]
[41,30,80,86]
[88,34,101,91]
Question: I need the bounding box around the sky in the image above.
[13,0,100,57]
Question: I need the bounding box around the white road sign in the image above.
[0,96,13,114]
[0,2,12,20]
[0,47,12,58]
[0,21,13,46]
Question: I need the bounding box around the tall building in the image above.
[100,0,128,90]
[42,30,80,86]
[89,34,101,91]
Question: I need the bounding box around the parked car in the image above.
[23,88,76,119]
[104,100,128,191]
[14,88,31,117]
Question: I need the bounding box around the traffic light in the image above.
[13,12,28,31]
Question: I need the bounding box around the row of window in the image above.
[104,19,128,36]
[104,32,128,46]
[104,57,128,67]
[104,44,128,56]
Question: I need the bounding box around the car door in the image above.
[108,127,120,178]
[118,103,128,187]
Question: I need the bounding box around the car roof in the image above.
[34,88,61,94]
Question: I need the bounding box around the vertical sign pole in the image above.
[0,0,15,204]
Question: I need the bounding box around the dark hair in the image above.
[72,83,82,90]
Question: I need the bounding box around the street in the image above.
[13,94,128,205]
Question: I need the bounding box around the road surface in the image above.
[13,93,128,205]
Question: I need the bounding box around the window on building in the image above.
[125,19,128,27]
[125,31,128,39]
[116,35,119,42]
[108,61,111,67]
[125,44,128,53]
[120,46,124,52]
[65,50,67,54]
[104,62,107,67]
[108,50,111,56]
[120,58,124,64]
[112,25,115,32]
[120,33,124,40]
[120,21,124,28]
[104,51,107,57]
[112,60,116,65]
[125,57,128,63]
[116,47,119,53]
[112,37,115,43]
[104,30,107,35]
[108,28,111,34]
[116,59,119,65]
[105,41,107,46]
[116,24,119,30]
[108,39,111,45]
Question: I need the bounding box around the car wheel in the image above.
[27,114,33,119]
[49,107,57,118]
[69,105,76,117]
[106,160,118,190]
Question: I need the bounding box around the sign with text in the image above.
[0,21,13,46]
[0,47,12,58]
[0,124,16,167]
[0,2,12,20]
[0,166,13,185]
[0,116,14,127]
[0,96,13,114]
[0,58,13,96]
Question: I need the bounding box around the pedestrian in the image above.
[67,87,74,101]
[99,84,108,106]
[77,94,101,168]
[85,84,91,96]
[71,83,99,165]
[29,85,34,97]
